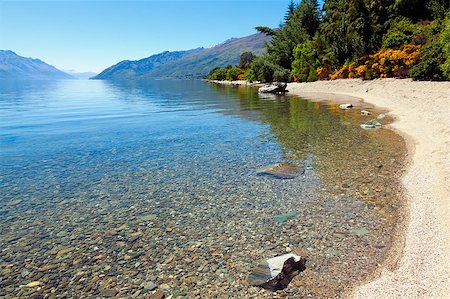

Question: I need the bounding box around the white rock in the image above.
[339,103,353,109]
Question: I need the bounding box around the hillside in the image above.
[0,50,74,80]
[92,32,271,80]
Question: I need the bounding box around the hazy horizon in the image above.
[0,0,292,73]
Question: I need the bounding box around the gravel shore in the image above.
[287,78,450,298]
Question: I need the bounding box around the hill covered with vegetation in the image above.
[206,0,450,82]
[93,33,271,80]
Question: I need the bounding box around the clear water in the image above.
[0,79,405,298]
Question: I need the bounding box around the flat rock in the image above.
[352,227,369,236]
[256,163,304,179]
[361,110,371,115]
[100,288,117,297]
[274,211,299,223]
[149,290,165,299]
[377,114,386,120]
[360,120,382,130]
[140,214,157,221]
[144,283,157,291]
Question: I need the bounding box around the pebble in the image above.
[0,93,406,299]
[25,281,42,288]
[144,283,158,291]
[100,288,117,297]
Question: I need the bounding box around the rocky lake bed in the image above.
[0,80,406,298]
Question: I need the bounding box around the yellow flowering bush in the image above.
[323,44,421,80]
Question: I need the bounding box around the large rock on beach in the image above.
[256,163,305,179]
[258,82,288,94]
[249,254,307,291]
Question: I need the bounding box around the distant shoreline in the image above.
[209,78,450,298]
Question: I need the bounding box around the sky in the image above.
[0,0,294,73]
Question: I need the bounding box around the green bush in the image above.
[245,56,277,83]
[410,15,450,80]
[226,67,244,81]
[440,14,450,79]
[382,17,421,49]
[206,67,228,80]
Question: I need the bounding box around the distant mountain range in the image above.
[0,50,74,80]
[64,70,98,80]
[93,32,271,80]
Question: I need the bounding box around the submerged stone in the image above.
[360,120,382,130]
[256,163,305,179]
[377,114,386,120]
[274,211,299,223]
[249,254,306,291]
[352,227,369,236]
[140,214,157,221]
[361,110,371,116]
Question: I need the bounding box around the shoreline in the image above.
[209,78,450,298]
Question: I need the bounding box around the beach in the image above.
[287,78,449,298]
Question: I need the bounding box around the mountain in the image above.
[93,48,203,80]
[0,50,74,80]
[93,32,271,80]
[64,70,98,80]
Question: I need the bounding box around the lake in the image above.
[0,79,406,298]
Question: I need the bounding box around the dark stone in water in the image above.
[249,254,307,291]
[256,163,305,179]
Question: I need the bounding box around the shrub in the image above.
[245,56,278,83]
[439,14,450,80]
[226,67,244,81]
[410,15,450,80]
[326,45,421,80]
[316,65,333,80]
[206,67,228,80]
[382,17,421,49]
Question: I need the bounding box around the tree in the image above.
[239,52,255,69]
[284,0,297,23]
[320,0,374,65]
[292,40,318,82]
[258,0,321,70]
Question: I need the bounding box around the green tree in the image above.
[284,0,297,23]
[382,17,420,48]
[320,0,374,65]
[257,0,321,70]
[239,52,255,69]
[292,40,318,82]
[226,67,244,81]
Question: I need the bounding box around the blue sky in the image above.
[0,1,296,73]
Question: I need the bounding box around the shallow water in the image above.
[0,79,405,298]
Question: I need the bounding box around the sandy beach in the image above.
[287,78,449,298]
